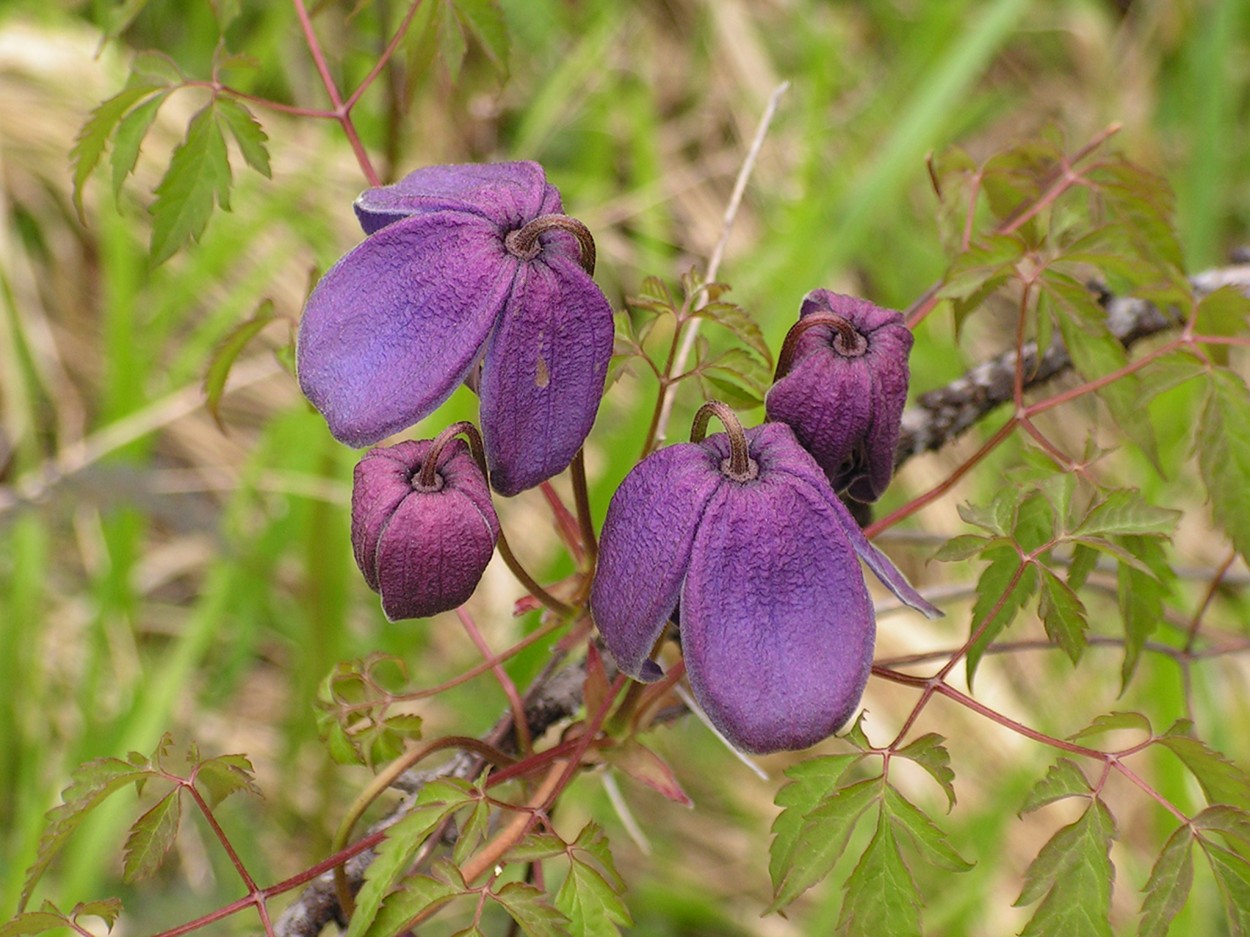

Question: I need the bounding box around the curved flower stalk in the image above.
[766,290,913,502]
[590,404,940,754]
[298,161,614,496]
[351,425,498,621]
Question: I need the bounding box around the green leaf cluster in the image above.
[314,654,424,769]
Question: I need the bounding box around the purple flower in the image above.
[590,404,939,754]
[298,162,614,496]
[766,290,913,502]
[352,428,499,621]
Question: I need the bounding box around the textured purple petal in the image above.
[374,487,497,620]
[761,424,941,619]
[681,473,876,754]
[354,162,563,235]
[478,251,613,495]
[297,212,513,447]
[591,442,724,681]
[771,290,913,501]
[351,440,432,590]
[369,438,499,620]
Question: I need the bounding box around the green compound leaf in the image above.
[835,812,922,937]
[1021,759,1090,816]
[1158,723,1250,810]
[1138,825,1194,937]
[884,785,972,873]
[967,546,1039,684]
[932,533,993,563]
[365,869,462,937]
[555,843,633,936]
[71,82,165,221]
[894,734,957,810]
[1196,368,1250,565]
[768,776,880,911]
[195,753,261,808]
[1200,842,1250,936]
[215,96,272,178]
[1117,536,1171,691]
[1015,798,1116,937]
[769,753,865,891]
[491,881,569,937]
[1068,711,1153,744]
[122,789,181,883]
[1038,566,1087,663]
[149,102,233,265]
[345,780,478,937]
[204,300,276,430]
[109,90,172,200]
[20,758,158,911]
[1194,805,1250,854]
[1072,489,1180,540]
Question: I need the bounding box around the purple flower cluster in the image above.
[297,161,937,754]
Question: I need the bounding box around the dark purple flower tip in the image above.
[297,161,613,495]
[351,437,499,621]
[591,419,939,754]
[766,290,914,502]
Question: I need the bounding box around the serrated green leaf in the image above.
[209,0,241,31]
[204,300,275,430]
[937,234,1026,302]
[71,82,165,221]
[1158,727,1250,809]
[1138,825,1193,937]
[967,546,1038,683]
[1073,490,1180,540]
[1015,798,1116,937]
[692,300,772,367]
[1194,286,1250,362]
[570,823,625,894]
[451,795,491,866]
[452,0,510,74]
[769,776,881,911]
[772,753,864,880]
[215,96,272,178]
[884,785,971,872]
[835,812,922,937]
[491,881,569,937]
[1069,535,1156,577]
[697,372,764,410]
[122,789,181,882]
[1195,806,1250,856]
[72,898,123,931]
[932,533,992,563]
[20,758,157,911]
[894,734,957,809]
[109,90,170,200]
[555,852,633,937]
[438,2,468,82]
[345,780,477,937]
[1201,842,1250,936]
[196,753,260,807]
[1197,369,1250,564]
[507,832,569,863]
[365,873,462,937]
[1117,535,1170,691]
[957,490,1016,537]
[1039,567,1087,662]
[1053,289,1157,465]
[149,102,233,265]
[1068,711,1153,743]
[0,912,68,937]
[1022,759,1090,815]
[1138,350,1207,409]
[1067,542,1099,592]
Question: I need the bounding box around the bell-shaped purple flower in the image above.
[590,404,939,754]
[298,161,614,496]
[352,425,499,621]
[766,290,913,502]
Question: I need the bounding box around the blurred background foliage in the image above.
[1,0,1248,933]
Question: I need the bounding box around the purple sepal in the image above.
[766,290,913,502]
[351,439,499,621]
[298,161,612,495]
[591,420,939,754]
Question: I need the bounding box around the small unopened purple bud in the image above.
[351,437,499,621]
[766,290,913,502]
